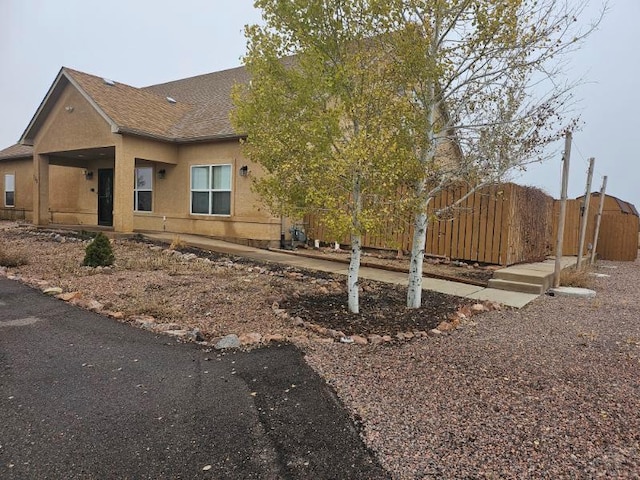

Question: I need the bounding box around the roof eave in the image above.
[116,127,245,144]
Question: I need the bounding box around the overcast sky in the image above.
[1,0,637,209]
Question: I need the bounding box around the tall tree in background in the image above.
[232,0,416,314]
[379,0,600,308]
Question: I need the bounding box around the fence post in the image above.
[553,132,572,288]
[590,176,608,264]
[576,157,595,269]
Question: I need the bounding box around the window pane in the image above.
[5,192,14,207]
[136,191,152,212]
[136,167,153,190]
[212,165,231,190]
[5,174,15,191]
[192,192,209,214]
[211,192,230,215]
[192,167,209,190]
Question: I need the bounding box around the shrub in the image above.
[560,266,594,289]
[0,243,28,267]
[83,233,115,267]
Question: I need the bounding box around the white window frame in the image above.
[190,164,232,216]
[4,173,15,208]
[134,167,153,212]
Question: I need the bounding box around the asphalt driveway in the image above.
[0,277,387,479]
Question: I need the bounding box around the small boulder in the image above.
[368,334,383,345]
[428,328,443,337]
[215,334,241,350]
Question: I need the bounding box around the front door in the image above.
[97,169,114,226]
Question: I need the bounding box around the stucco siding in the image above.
[34,84,116,154]
[0,158,33,220]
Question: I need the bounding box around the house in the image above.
[0,66,285,247]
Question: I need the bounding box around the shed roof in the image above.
[578,192,639,217]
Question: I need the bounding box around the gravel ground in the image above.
[305,259,640,479]
[2,222,639,478]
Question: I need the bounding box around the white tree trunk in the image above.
[407,209,427,309]
[348,233,362,314]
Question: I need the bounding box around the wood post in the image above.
[576,157,595,269]
[553,132,572,288]
[590,175,608,264]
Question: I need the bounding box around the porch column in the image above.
[33,153,49,225]
[113,142,135,233]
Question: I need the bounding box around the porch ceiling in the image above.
[47,146,115,165]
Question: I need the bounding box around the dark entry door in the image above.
[97,169,114,226]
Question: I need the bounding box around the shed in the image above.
[576,193,638,261]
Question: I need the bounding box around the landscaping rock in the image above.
[155,322,183,332]
[165,329,190,338]
[188,328,206,342]
[351,335,368,345]
[327,329,342,340]
[437,321,455,332]
[215,334,241,350]
[471,303,487,313]
[428,328,443,336]
[56,291,81,302]
[43,287,63,295]
[368,334,383,345]
[263,334,286,343]
[382,335,393,343]
[85,299,104,311]
[239,332,262,345]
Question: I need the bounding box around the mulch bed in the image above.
[282,280,472,336]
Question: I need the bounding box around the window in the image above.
[134,167,153,212]
[191,165,231,215]
[4,174,15,207]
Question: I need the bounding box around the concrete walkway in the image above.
[141,232,572,308]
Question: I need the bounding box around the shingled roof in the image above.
[20,65,250,145]
[0,143,33,161]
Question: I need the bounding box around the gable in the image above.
[34,81,117,154]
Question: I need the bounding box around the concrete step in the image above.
[493,270,553,290]
[488,278,544,295]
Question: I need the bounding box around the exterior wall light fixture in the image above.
[84,170,94,180]
[239,165,249,177]
[158,169,166,179]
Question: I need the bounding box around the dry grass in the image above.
[560,265,595,288]
[169,235,186,250]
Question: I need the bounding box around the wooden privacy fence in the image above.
[305,183,554,266]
